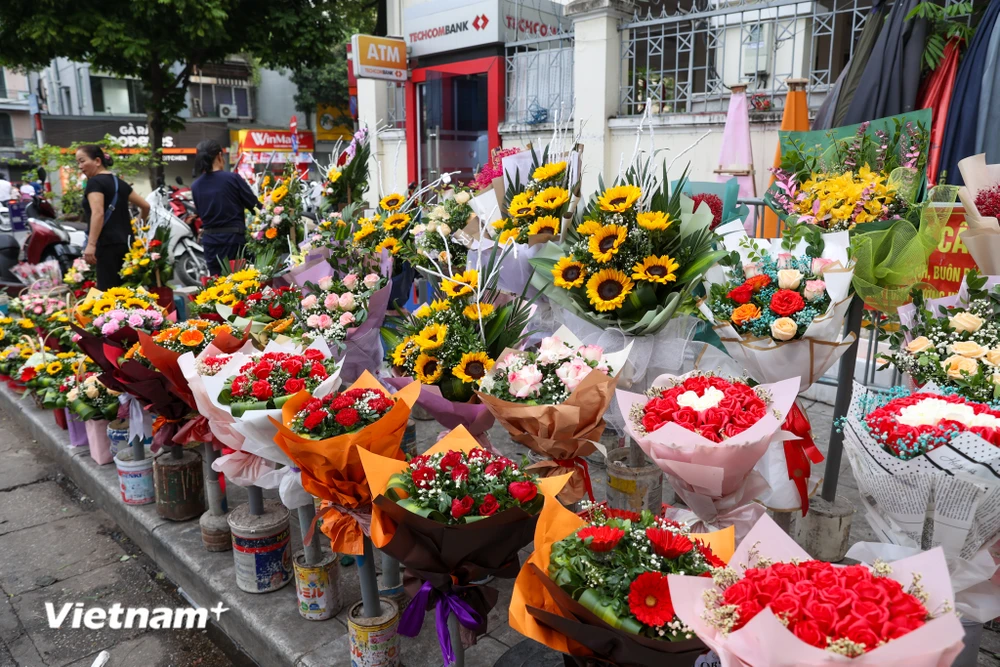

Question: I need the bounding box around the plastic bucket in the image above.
[66,410,89,448]
[114,447,155,505]
[84,419,113,465]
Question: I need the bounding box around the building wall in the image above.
[372,129,409,198]
[255,68,300,128]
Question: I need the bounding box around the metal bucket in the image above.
[605,447,663,512]
[228,500,292,593]
[293,550,340,621]
[114,447,155,505]
[153,448,206,521]
[106,419,129,458]
[347,599,401,667]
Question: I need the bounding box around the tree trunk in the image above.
[375,0,388,36]
[147,61,166,188]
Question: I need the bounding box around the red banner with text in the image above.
[921,206,975,298]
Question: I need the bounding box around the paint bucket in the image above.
[605,447,663,513]
[66,410,89,448]
[228,500,292,593]
[114,446,155,505]
[347,599,401,667]
[400,418,417,458]
[153,448,206,521]
[106,419,129,458]
[293,550,341,621]
[53,407,68,430]
[84,419,114,465]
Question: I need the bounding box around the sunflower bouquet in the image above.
[189,267,264,318]
[320,127,370,212]
[0,315,37,347]
[20,351,85,409]
[407,187,478,272]
[120,222,171,287]
[72,286,167,345]
[247,164,305,255]
[351,192,414,258]
[493,153,575,246]
[63,258,96,298]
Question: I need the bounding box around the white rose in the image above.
[437,224,451,236]
[770,317,798,341]
[66,388,78,401]
[777,269,803,290]
[85,385,100,399]
[432,205,447,218]
[454,191,471,205]
[984,349,1000,366]
[950,312,984,334]
[426,222,438,233]
[906,336,934,354]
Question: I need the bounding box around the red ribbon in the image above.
[555,456,594,502]
[781,403,824,516]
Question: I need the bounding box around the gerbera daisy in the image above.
[636,211,672,231]
[586,269,634,312]
[645,527,694,559]
[452,351,494,384]
[597,184,641,213]
[552,257,586,289]
[178,329,205,347]
[508,192,536,218]
[533,187,569,211]
[380,193,405,211]
[627,572,674,628]
[441,270,478,298]
[498,228,521,245]
[576,219,602,236]
[528,216,560,236]
[265,228,278,239]
[383,212,411,231]
[631,255,680,284]
[375,237,401,255]
[532,161,566,182]
[353,224,376,243]
[587,224,628,263]
[576,525,625,553]
[414,354,443,384]
[414,323,448,350]
[463,303,495,320]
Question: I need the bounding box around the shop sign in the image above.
[110,122,175,149]
[316,104,353,142]
[351,35,408,81]
[922,206,975,298]
[237,129,315,152]
[404,0,500,56]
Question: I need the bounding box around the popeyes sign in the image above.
[237,129,314,152]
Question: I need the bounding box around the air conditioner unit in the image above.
[218,104,236,118]
[742,23,773,75]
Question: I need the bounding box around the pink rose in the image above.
[536,336,574,364]
[301,295,318,309]
[508,364,543,398]
[364,273,381,288]
[318,276,334,290]
[127,313,144,327]
[273,206,284,215]
[316,314,333,329]
[811,257,836,276]
[743,262,762,278]
[578,344,603,363]
[776,252,793,269]
[803,280,826,301]
[556,358,593,391]
[495,352,518,371]
[342,274,359,289]
[306,314,321,327]
[150,252,161,261]
[338,293,356,311]
[324,293,341,310]
[101,322,118,335]
[271,215,282,224]
[339,311,356,327]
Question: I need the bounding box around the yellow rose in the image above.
[777,269,803,290]
[949,341,986,358]
[942,355,979,380]
[984,349,1000,366]
[906,336,933,354]
[84,385,100,399]
[770,317,798,341]
[949,312,984,333]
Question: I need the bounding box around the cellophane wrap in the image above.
[843,382,1000,620]
[668,514,965,667]
[957,154,1000,273]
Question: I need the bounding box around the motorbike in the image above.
[169,176,203,233]
[21,194,87,273]
[146,184,208,287]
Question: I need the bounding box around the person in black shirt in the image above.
[190,140,259,275]
[76,145,151,290]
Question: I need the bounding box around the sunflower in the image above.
[380,193,405,211]
[392,337,418,366]
[508,192,537,218]
[597,184,641,213]
[414,304,432,319]
[452,351,494,384]
[415,353,443,384]
[528,216,560,236]
[375,237,401,255]
[636,211,672,231]
[586,269,634,312]
[588,224,628,263]
[179,329,206,347]
[90,299,115,316]
[430,299,450,312]
[265,228,278,239]
[497,228,521,245]
[271,185,288,204]
[230,269,259,282]
[45,361,63,376]
[491,219,509,231]
[441,270,478,298]
[415,323,448,350]
[532,161,567,182]
[576,219,602,236]
[327,168,341,183]
[383,213,411,231]
[533,187,570,212]
[463,303,495,320]
[124,298,151,310]
[631,255,680,284]
[106,287,132,298]
[552,257,586,289]
[353,224,376,243]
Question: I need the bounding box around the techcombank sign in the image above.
[404,0,501,57]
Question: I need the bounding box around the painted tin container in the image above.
[106,420,129,458]
[400,418,417,458]
[347,599,400,667]
[293,550,340,620]
[228,500,292,593]
[153,448,206,521]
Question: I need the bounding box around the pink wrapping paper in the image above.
[668,514,965,667]
[212,449,276,487]
[716,89,757,232]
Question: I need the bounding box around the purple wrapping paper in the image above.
[336,283,391,384]
[66,409,89,447]
[384,376,495,435]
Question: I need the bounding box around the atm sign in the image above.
[351,34,408,81]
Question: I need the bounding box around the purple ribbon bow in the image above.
[397,581,482,665]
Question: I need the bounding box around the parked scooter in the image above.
[147,184,208,287]
[169,176,203,233]
[21,193,86,274]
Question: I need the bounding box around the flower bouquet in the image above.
[668,513,965,666]
[11,292,67,332]
[218,284,302,339]
[956,153,1000,273]
[270,371,420,554]
[509,499,734,666]
[0,315,37,349]
[351,192,415,258]
[247,165,305,255]
[72,286,167,345]
[218,348,340,418]
[189,268,263,318]
[842,381,1000,621]
[20,351,82,409]
[62,258,96,299]
[66,371,121,422]
[319,127,370,212]
[357,426,570,664]
[407,187,478,272]
[475,326,632,503]
[617,372,798,539]
[120,222,171,289]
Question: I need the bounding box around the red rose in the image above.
[642,414,666,432]
[268,303,285,319]
[683,376,711,393]
[309,363,328,379]
[282,358,304,376]
[770,289,805,316]
[844,620,879,651]
[149,239,162,248]
[304,398,323,412]
[852,600,888,627]
[722,581,753,605]
[769,594,802,623]
[440,451,464,472]
[508,481,538,504]
[735,600,762,630]
[303,409,327,430]
[303,349,325,361]
[335,408,359,427]
[672,407,699,428]
[484,459,509,476]
[700,407,730,432]
[727,284,754,304]
[803,601,838,633]
[752,575,786,604]
[253,361,274,379]
[284,378,306,394]
[251,379,273,400]
[331,395,352,410]
[233,302,248,317]
[451,495,474,519]
[451,464,470,483]
[792,619,826,648]
[478,494,499,516]
[231,375,246,396]
[411,466,436,489]
[467,448,491,463]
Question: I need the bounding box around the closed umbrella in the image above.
[976,8,1000,162]
[917,36,963,185]
[827,0,890,128]
[762,79,809,238]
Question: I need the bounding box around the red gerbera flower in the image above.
[627,572,675,628]
[695,540,727,568]
[335,408,359,427]
[646,527,695,559]
[690,192,723,229]
[576,525,625,553]
[745,274,771,291]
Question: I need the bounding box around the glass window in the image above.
[234,88,249,116]
[216,86,233,107]
[0,69,6,99]
[127,80,145,114]
[0,114,13,147]
[90,76,104,114]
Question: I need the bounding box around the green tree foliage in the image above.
[0,0,343,182]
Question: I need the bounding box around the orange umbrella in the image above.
[762,79,810,238]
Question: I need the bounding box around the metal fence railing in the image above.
[505,33,575,125]
[385,82,406,130]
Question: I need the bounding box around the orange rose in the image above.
[178,329,205,347]
[730,303,762,326]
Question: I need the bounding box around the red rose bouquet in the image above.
[956,154,1000,273]
[219,349,339,417]
[289,386,396,438]
[222,284,302,337]
[359,427,571,664]
[669,514,964,666]
[617,372,798,540]
[510,499,733,665]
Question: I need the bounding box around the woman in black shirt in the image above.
[76,145,150,289]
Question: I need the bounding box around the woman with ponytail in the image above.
[75,144,150,289]
[190,139,258,274]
